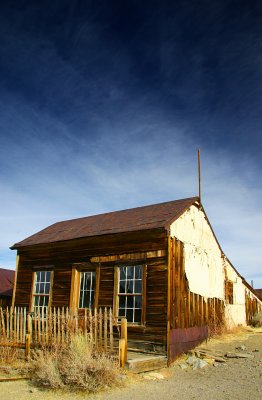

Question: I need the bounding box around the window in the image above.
[225,280,234,304]
[117,265,144,324]
[32,271,52,314]
[79,271,96,309]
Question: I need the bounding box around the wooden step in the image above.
[126,352,167,373]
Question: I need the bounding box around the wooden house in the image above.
[0,268,15,307]
[10,197,262,363]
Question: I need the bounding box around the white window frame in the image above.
[31,270,53,314]
[114,264,145,325]
[78,271,96,309]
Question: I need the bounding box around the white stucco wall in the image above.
[170,204,262,327]
[224,305,246,328]
[170,205,225,299]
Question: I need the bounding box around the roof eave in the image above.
[10,226,168,251]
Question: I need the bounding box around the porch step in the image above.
[125,351,167,373]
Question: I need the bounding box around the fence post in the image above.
[25,333,31,359]
[119,339,126,368]
[119,318,127,367]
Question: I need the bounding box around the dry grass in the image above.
[208,311,226,338]
[0,345,27,377]
[251,311,262,327]
[28,335,122,392]
[0,346,19,365]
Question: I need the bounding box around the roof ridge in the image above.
[51,196,199,226]
[11,196,199,249]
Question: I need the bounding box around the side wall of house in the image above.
[168,238,224,362]
[223,258,246,328]
[170,204,262,330]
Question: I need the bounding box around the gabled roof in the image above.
[0,268,15,297]
[11,197,199,249]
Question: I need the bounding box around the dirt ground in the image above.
[0,327,261,400]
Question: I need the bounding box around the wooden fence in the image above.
[0,307,127,365]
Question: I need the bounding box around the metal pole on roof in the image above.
[198,148,202,204]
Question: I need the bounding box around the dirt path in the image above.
[1,328,261,400]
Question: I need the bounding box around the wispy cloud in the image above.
[0,1,261,289]
[1,95,261,288]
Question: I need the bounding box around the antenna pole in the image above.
[198,148,201,203]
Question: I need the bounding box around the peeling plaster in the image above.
[170,204,261,327]
[170,205,224,299]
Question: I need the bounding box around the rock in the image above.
[179,363,188,370]
[186,355,198,366]
[235,345,247,351]
[144,372,164,380]
[148,372,165,380]
[143,375,157,381]
[192,359,208,370]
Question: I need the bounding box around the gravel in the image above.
[0,328,261,400]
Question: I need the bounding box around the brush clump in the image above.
[29,335,121,392]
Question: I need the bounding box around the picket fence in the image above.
[0,307,126,361]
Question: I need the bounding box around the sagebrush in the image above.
[28,335,121,392]
[251,311,262,327]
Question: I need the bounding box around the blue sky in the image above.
[0,1,261,288]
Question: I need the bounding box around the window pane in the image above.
[119,296,126,309]
[34,282,39,294]
[90,291,95,309]
[126,308,133,323]
[119,280,126,293]
[34,295,40,307]
[120,266,126,280]
[39,283,45,293]
[135,266,142,279]
[134,309,141,323]
[35,272,40,283]
[127,296,134,308]
[84,273,91,287]
[45,283,50,294]
[126,279,133,294]
[134,295,142,308]
[82,291,90,308]
[43,296,49,307]
[46,271,51,282]
[134,280,142,294]
[126,267,134,279]
[118,308,126,317]
[79,291,83,308]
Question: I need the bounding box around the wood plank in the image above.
[12,255,19,308]
[126,354,167,373]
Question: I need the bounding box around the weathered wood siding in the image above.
[168,238,224,362]
[92,255,168,348]
[14,262,32,308]
[14,229,168,349]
